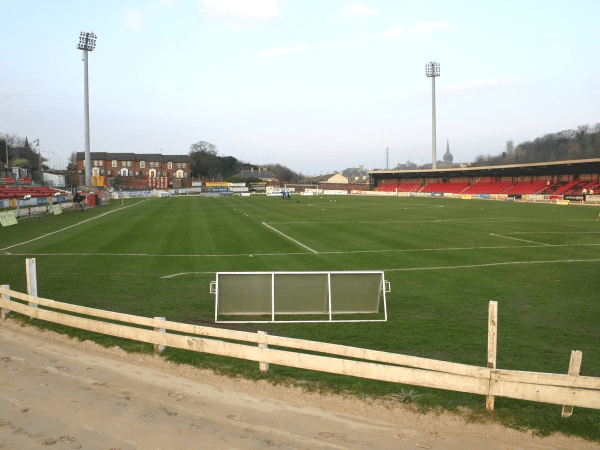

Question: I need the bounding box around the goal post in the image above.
[210,271,390,323]
[284,184,321,195]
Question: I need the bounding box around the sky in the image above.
[1,0,599,175]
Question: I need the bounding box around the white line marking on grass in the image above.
[384,258,600,272]
[0,199,150,253]
[268,218,595,225]
[504,231,600,235]
[161,271,215,278]
[262,222,318,254]
[4,243,600,259]
[489,233,550,246]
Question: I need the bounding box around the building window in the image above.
[127,161,131,167]
[99,160,103,166]
[140,161,145,168]
[168,162,172,169]
[163,172,167,177]
[144,170,148,175]
[184,172,187,178]
[112,160,117,167]
[122,161,126,167]
[93,160,98,167]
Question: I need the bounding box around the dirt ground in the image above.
[1,317,598,450]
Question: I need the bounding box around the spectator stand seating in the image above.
[502,181,548,195]
[462,181,514,195]
[420,182,469,194]
[0,185,68,200]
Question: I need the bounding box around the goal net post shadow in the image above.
[210,271,390,323]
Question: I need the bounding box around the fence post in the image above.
[154,317,166,355]
[258,330,269,372]
[25,258,38,318]
[1,285,9,320]
[561,350,582,418]
[486,301,498,411]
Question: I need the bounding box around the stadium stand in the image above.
[502,181,548,195]
[462,181,513,194]
[420,182,469,193]
[0,186,68,200]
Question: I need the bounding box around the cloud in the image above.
[125,0,181,30]
[331,22,449,46]
[125,10,144,30]
[260,45,309,58]
[339,4,379,15]
[202,0,279,20]
[438,78,517,93]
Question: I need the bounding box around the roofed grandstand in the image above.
[370,158,600,196]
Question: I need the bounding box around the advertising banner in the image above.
[549,195,563,200]
[462,194,472,200]
[52,204,62,215]
[527,195,543,201]
[587,195,600,202]
[565,195,583,201]
[0,211,18,227]
[206,181,228,187]
[475,194,491,199]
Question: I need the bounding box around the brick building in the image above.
[76,152,191,181]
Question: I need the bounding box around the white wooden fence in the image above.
[1,259,599,416]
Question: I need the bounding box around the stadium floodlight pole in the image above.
[77,31,97,187]
[425,61,440,170]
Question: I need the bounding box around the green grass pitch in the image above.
[1,194,599,438]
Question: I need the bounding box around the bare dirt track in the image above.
[1,318,598,450]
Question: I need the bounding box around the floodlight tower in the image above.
[425,61,440,170]
[77,31,97,187]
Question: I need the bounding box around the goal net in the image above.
[211,271,389,323]
[284,184,322,195]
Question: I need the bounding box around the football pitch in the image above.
[1,194,599,435]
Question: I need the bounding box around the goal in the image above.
[210,271,390,323]
[284,184,322,195]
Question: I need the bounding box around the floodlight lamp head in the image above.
[425,61,440,77]
[77,31,97,51]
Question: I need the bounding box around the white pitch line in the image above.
[489,233,550,246]
[384,258,600,272]
[504,231,600,235]
[262,222,318,254]
[0,199,150,252]
[3,242,600,258]
[268,218,595,225]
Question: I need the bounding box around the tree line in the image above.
[188,141,303,182]
[472,123,600,167]
[0,133,48,182]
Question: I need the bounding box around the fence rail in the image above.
[1,263,599,415]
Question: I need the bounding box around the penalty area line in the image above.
[384,258,600,273]
[262,222,318,254]
[489,233,550,246]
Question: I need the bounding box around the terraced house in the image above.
[76,152,191,188]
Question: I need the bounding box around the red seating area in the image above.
[0,186,68,200]
[376,183,421,192]
[502,181,548,195]
[462,181,513,194]
[420,182,469,193]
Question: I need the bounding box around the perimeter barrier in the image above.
[1,258,599,417]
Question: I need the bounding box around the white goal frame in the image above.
[210,270,390,324]
[284,184,321,195]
